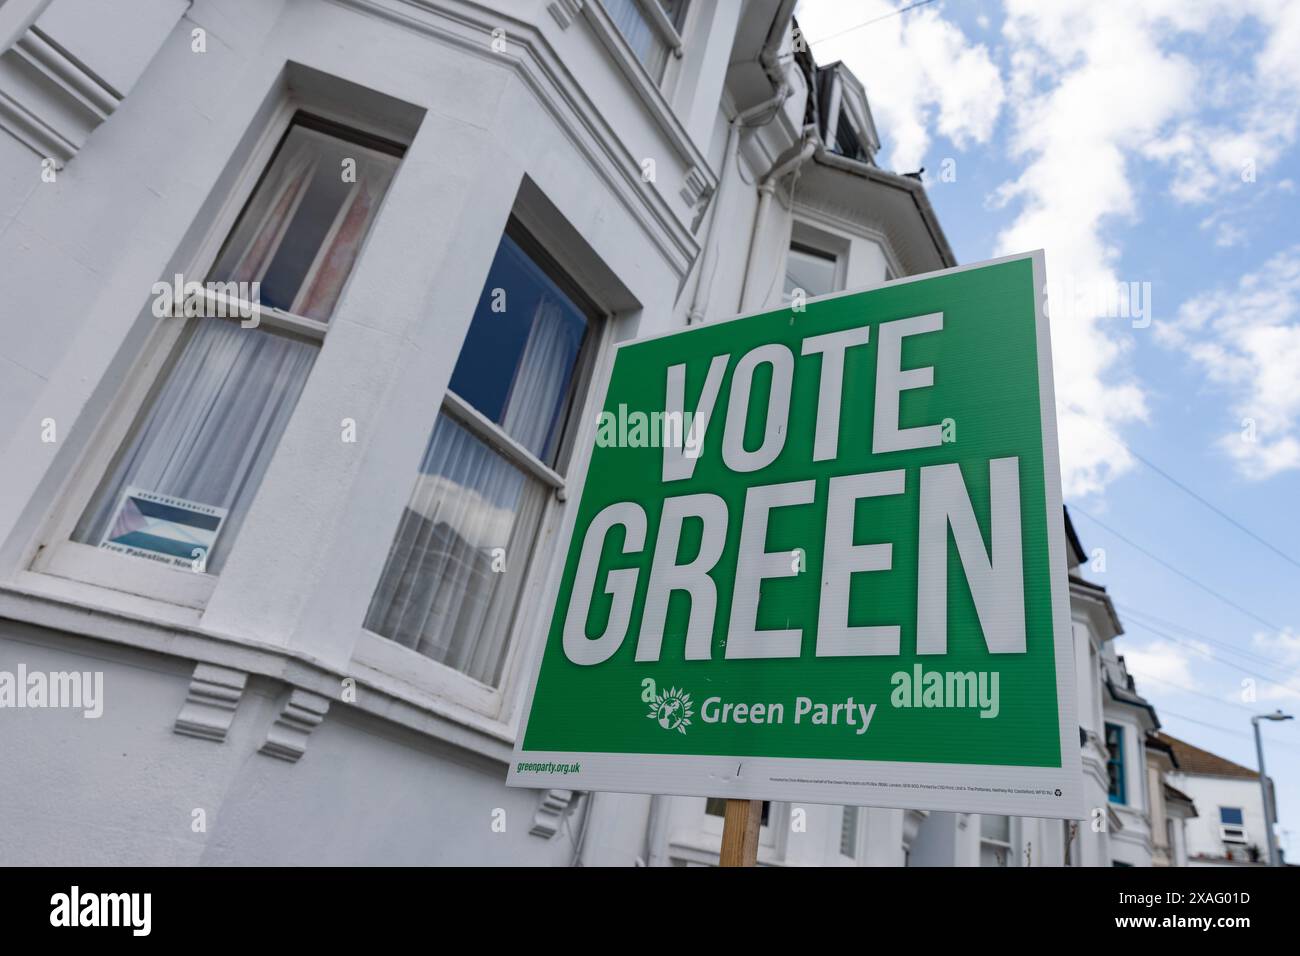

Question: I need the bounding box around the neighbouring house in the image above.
[1157,733,1276,866]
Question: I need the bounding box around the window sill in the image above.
[351,628,511,729]
[35,541,217,609]
[8,568,207,631]
[0,572,517,767]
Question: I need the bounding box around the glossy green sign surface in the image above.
[510,254,1079,814]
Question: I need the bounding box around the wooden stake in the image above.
[719,798,762,867]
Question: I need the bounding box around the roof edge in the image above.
[810,147,958,269]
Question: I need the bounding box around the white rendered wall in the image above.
[1170,772,1269,864]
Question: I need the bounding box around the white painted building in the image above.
[897,515,1185,869]
[1159,734,1275,866]
[0,0,1210,866]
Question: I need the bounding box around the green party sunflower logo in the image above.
[647,686,694,735]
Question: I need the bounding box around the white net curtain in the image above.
[74,121,399,572]
[365,233,591,687]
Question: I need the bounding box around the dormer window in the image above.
[835,111,868,163]
[817,62,880,165]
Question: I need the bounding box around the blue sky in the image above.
[800,0,1300,858]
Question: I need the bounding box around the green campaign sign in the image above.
[507,253,1083,818]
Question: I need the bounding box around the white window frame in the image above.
[784,219,851,299]
[782,241,841,304]
[1219,807,1248,845]
[1220,825,1249,845]
[979,814,1016,867]
[790,210,906,287]
[352,213,615,720]
[640,0,686,51]
[593,0,694,96]
[645,0,694,97]
[627,0,688,85]
[28,101,407,610]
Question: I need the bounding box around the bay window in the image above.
[1105,722,1126,803]
[363,220,595,688]
[67,116,401,578]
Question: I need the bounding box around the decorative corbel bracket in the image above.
[173,663,248,743]
[259,687,330,763]
[530,788,579,838]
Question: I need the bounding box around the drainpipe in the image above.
[569,791,596,866]
[758,0,800,94]
[685,0,799,326]
[644,794,673,866]
[737,127,818,313]
[686,88,790,324]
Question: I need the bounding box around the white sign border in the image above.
[506,250,1085,820]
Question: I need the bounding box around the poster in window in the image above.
[99,487,227,571]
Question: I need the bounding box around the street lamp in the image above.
[1252,710,1294,867]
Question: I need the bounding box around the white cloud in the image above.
[1140,2,1300,204]
[1127,630,1300,707]
[1003,0,1300,494]
[1159,246,1300,479]
[1254,628,1300,663]
[1199,212,1246,249]
[798,0,1300,496]
[992,0,1224,497]
[984,0,1300,496]
[1250,628,1300,704]
[1124,638,1207,692]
